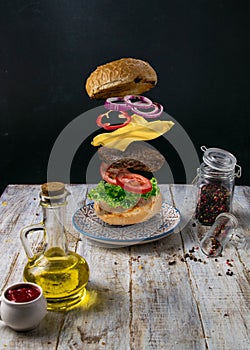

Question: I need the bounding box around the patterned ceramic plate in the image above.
[72,202,181,247]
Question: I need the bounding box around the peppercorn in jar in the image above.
[194,146,241,226]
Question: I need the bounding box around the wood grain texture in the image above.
[0,184,249,350]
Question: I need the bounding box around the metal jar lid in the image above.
[201,146,241,177]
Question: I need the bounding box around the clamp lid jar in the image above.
[195,146,241,226]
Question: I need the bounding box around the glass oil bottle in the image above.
[20,182,89,311]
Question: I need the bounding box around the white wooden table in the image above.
[0,184,249,350]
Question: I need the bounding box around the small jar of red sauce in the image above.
[194,146,241,226]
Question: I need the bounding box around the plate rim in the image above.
[72,201,181,246]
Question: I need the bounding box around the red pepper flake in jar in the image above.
[195,183,231,225]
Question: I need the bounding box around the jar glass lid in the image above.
[201,146,237,172]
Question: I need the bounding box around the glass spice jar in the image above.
[200,212,246,257]
[194,146,241,226]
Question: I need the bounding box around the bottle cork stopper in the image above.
[41,182,65,197]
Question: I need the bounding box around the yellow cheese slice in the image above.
[91,115,174,151]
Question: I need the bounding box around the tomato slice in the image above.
[100,162,129,186]
[116,172,152,194]
[100,162,118,185]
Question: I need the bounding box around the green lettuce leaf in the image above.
[88,177,160,209]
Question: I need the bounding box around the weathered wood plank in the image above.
[169,183,197,232]
[0,186,41,288]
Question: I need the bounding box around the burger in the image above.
[85,57,173,225]
[88,143,164,225]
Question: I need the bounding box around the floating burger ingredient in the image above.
[98,142,165,173]
[104,95,164,119]
[85,58,157,99]
[96,110,132,130]
[88,143,164,226]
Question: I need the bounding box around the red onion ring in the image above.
[123,95,153,109]
[104,95,163,118]
[131,102,163,118]
[104,97,130,111]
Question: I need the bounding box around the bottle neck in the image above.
[41,201,68,255]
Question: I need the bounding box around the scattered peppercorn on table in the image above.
[0,184,249,350]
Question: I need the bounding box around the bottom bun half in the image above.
[94,193,162,226]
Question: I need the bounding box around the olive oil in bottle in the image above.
[21,182,89,311]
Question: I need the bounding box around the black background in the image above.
[0,0,249,194]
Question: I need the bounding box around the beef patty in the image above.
[98,143,165,172]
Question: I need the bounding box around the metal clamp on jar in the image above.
[194,146,241,226]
